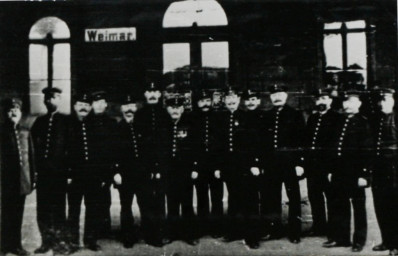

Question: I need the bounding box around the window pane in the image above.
[201,41,229,68]
[347,32,367,70]
[196,0,228,27]
[163,43,190,73]
[345,20,366,29]
[29,80,71,115]
[29,16,70,39]
[323,34,343,69]
[53,43,71,80]
[29,44,48,80]
[163,0,228,28]
[324,22,342,30]
[53,80,71,114]
[29,80,48,115]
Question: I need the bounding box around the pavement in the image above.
[4,180,388,256]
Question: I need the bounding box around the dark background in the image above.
[0,0,396,111]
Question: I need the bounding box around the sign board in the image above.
[85,27,136,42]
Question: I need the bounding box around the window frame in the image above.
[323,20,376,87]
[29,33,70,89]
[28,17,71,114]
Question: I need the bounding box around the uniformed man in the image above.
[189,90,223,238]
[369,88,398,255]
[323,90,371,252]
[1,98,35,256]
[66,93,101,251]
[262,84,305,244]
[86,91,118,238]
[215,87,259,243]
[134,82,170,246]
[31,87,69,254]
[161,96,198,245]
[303,89,342,238]
[113,94,150,248]
[241,89,264,249]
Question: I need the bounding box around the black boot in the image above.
[34,244,51,254]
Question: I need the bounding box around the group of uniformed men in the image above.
[2,81,398,256]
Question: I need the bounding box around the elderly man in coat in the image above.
[1,98,35,256]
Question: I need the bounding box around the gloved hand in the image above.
[358,177,368,187]
[250,167,260,176]
[295,166,304,177]
[114,174,122,185]
[191,171,199,180]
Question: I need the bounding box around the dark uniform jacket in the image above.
[66,114,97,182]
[245,109,266,167]
[86,113,118,169]
[303,110,342,175]
[115,119,146,182]
[31,112,68,174]
[331,113,372,180]
[189,110,219,173]
[370,111,398,159]
[160,114,194,177]
[1,121,35,195]
[263,105,306,164]
[134,104,169,168]
[369,111,398,187]
[215,109,257,176]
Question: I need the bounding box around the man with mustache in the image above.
[215,87,259,244]
[189,90,223,239]
[303,89,342,239]
[1,98,35,256]
[134,82,170,246]
[262,84,305,244]
[368,88,398,256]
[113,94,150,248]
[86,91,118,238]
[66,92,103,251]
[31,87,69,254]
[241,89,265,249]
[160,96,198,245]
[324,89,371,252]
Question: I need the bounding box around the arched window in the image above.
[163,0,228,28]
[162,0,229,90]
[29,16,71,114]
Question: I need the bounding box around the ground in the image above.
[5,180,387,256]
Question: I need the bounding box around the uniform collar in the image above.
[380,110,394,117]
[5,120,19,129]
[344,113,357,119]
[227,108,239,114]
[173,117,181,125]
[125,118,134,124]
[319,109,329,116]
[273,105,285,112]
[47,110,58,117]
[74,113,85,122]
[147,103,162,109]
